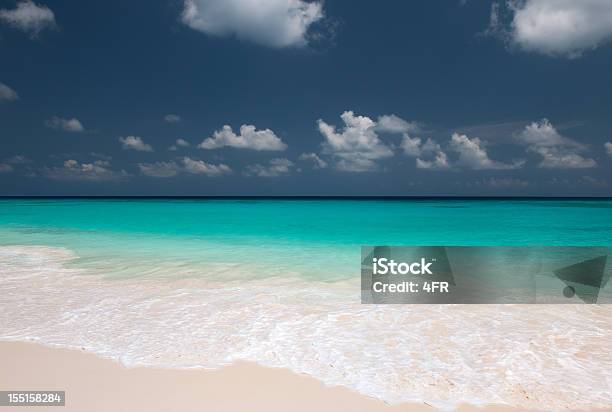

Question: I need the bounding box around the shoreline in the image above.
[1,244,612,410]
[0,340,603,412]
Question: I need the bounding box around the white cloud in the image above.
[0,82,18,102]
[119,136,154,152]
[182,156,231,176]
[199,124,287,151]
[43,159,128,181]
[299,152,327,169]
[169,138,190,151]
[605,142,612,156]
[0,163,14,173]
[181,0,324,48]
[517,119,596,168]
[450,132,523,170]
[0,0,56,37]
[401,136,441,158]
[375,114,434,160]
[376,114,419,134]
[316,111,449,171]
[416,151,450,170]
[45,116,85,133]
[399,134,449,170]
[400,135,422,157]
[488,0,612,58]
[318,111,393,172]
[138,158,231,177]
[529,146,597,169]
[245,158,294,177]
[164,114,182,123]
[516,118,581,148]
[138,161,180,178]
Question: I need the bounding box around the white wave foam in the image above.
[1,245,611,410]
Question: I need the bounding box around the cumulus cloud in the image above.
[412,133,520,172]
[245,158,294,177]
[401,136,443,158]
[298,152,327,169]
[605,142,612,156]
[181,0,324,48]
[42,159,128,181]
[516,118,581,148]
[530,147,598,169]
[517,119,596,168]
[375,113,440,162]
[45,116,85,133]
[138,161,180,178]
[416,151,450,170]
[0,163,14,173]
[164,114,181,123]
[318,111,393,172]
[450,132,523,170]
[169,138,190,151]
[0,0,56,37]
[182,157,231,176]
[400,135,423,157]
[199,124,287,151]
[398,134,449,171]
[0,82,19,102]
[487,0,612,58]
[314,112,524,172]
[119,136,154,152]
[376,114,419,134]
[138,157,231,177]
[315,111,454,172]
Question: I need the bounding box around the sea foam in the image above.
[1,245,611,411]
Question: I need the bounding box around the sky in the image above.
[1,0,612,196]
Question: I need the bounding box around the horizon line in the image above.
[1,196,611,200]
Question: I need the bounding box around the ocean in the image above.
[1,198,611,410]
[1,198,611,280]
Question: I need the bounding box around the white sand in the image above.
[0,341,566,412]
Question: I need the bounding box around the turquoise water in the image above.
[1,199,611,280]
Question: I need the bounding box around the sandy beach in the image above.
[0,340,572,412]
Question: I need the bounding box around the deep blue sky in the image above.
[1,0,611,195]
